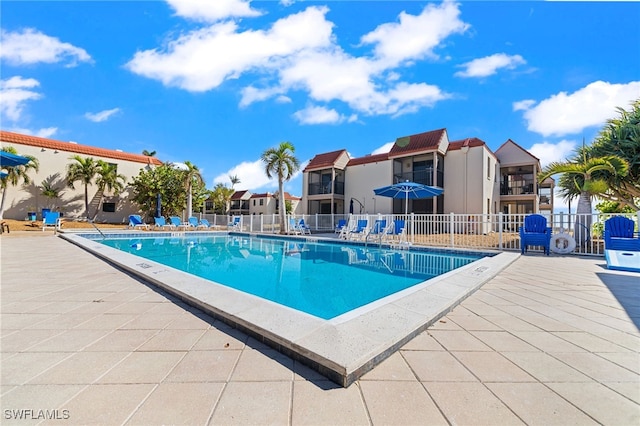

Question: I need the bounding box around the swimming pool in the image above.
[62,231,517,386]
[99,234,485,319]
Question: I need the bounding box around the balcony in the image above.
[500,180,536,196]
[308,181,344,196]
[394,169,443,187]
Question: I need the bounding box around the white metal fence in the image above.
[202,212,640,257]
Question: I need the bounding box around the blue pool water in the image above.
[100,235,485,319]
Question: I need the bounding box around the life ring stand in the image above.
[550,230,576,254]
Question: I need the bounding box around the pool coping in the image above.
[59,231,520,387]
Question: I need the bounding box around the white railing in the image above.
[201,212,639,256]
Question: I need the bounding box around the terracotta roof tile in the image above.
[231,190,249,200]
[388,128,446,158]
[303,149,348,171]
[0,130,163,165]
[347,152,389,166]
[447,137,486,150]
[250,192,300,200]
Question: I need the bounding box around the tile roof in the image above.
[250,192,300,200]
[347,152,389,166]
[388,128,446,158]
[0,130,163,166]
[447,137,487,150]
[231,190,249,200]
[303,149,348,171]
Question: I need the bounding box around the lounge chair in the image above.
[188,216,208,229]
[289,218,301,235]
[42,211,61,231]
[367,219,387,239]
[128,214,149,230]
[298,219,311,235]
[348,219,369,240]
[335,219,347,234]
[169,216,190,230]
[154,216,175,230]
[604,216,640,251]
[228,216,241,231]
[198,218,214,229]
[519,214,552,255]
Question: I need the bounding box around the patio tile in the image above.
[500,352,591,382]
[402,351,478,382]
[27,351,128,385]
[51,384,154,426]
[229,349,294,382]
[126,382,223,425]
[400,331,445,351]
[487,382,598,425]
[105,301,160,315]
[428,330,493,351]
[0,313,56,330]
[84,329,158,352]
[360,381,447,425]
[547,382,640,425]
[97,352,186,384]
[1,352,72,385]
[596,352,640,374]
[359,352,416,381]
[482,315,544,332]
[551,352,640,382]
[552,331,632,353]
[449,314,502,331]
[191,327,248,351]
[117,313,183,330]
[453,351,535,383]
[27,329,111,352]
[210,381,291,425]
[469,331,539,352]
[71,313,138,330]
[163,312,213,329]
[164,350,241,382]
[291,381,369,425]
[509,331,587,353]
[0,385,84,426]
[0,329,65,352]
[603,382,640,404]
[136,329,206,351]
[425,382,524,425]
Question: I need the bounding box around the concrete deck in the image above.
[1,234,639,425]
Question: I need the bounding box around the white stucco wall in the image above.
[345,159,393,214]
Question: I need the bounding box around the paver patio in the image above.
[1,234,638,425]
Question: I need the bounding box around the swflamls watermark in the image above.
[4,409,70,421]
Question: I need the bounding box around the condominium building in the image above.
[302,128,553,217]
[0,130,162,222]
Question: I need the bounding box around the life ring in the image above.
[550,233,576,254]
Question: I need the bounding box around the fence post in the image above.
[450,212,454,247]
[410,213,415,244]
[260,214,263,233]
[498,213,503,250]
[249,215,253,233]
[315,213,318,231]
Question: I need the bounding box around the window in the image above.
[102,202,116,212]
[487,158,491,179]
[259,199,264,206]
[253,199,256,206]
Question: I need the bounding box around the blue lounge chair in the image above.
[289,218,301,234]
[604,216,640,251]
[169,216,190,230]
[128,214,149,230]
[154,217,175,230]
[382,219,405,243]
[228,216,241,230]
[348,219,369,240]
[42,211,60,231]
[519,214,552,255]
[188,216,208,229]
[298,219,311,235]
[335,219,347,234]
[199,218,214,229]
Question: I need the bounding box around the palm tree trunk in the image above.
[84,184,90,219]
[186,183,193,219]
[0,187,7,220]
[278,177,286,234]
[574,191,592,246]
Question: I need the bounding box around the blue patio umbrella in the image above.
[374,181,443,214]
[0,151,30,167]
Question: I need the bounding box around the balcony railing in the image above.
[500,180,536,195]
[308,181,345,195]
[394,169,443,187]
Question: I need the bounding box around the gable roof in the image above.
[448,137,498,161]
[250,192,300,201]
[231,190,250,200]
[304,149,348,172]
[347,152,389,166]
[495,139,541,163]
[0,130,163,165]
[388,128,446,158]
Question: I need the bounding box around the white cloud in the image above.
[0,28,92,67]
[0,76,42,121]
[528,140,576,168]
[515,80,640,137]
[293,105,354,125]
[84,108,121,123]
[213,158,308,192]
[126,7,333,92]
[7,126,58,138]
[455,53,526,78]
[127,2,466,120]
[166,0,261,23]
[371,142,394,155]
[360,1,469,67]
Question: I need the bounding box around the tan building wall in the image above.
[1,131,160,223]
[345,159,393,214]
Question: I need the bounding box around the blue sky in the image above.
[2,0,639,208]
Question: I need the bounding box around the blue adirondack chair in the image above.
[604,216,640,251]
[519,214,552,255]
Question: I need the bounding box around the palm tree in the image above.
[229,174,240,189]
[92,161,127,220]
[538,148,629,246]
[181,161,204,219]
[40,178,63,210]
[261,141,300,234]
[66,155,100,219]
[0,146,39,219]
